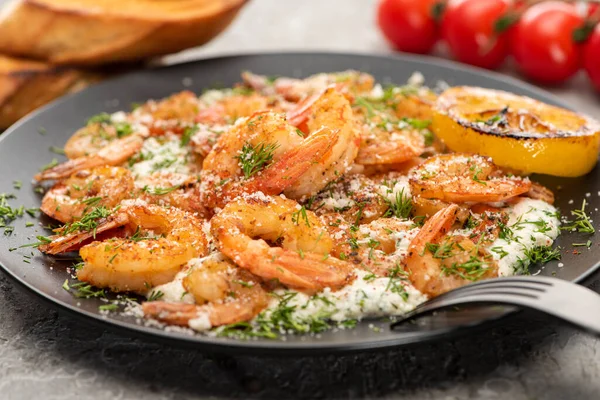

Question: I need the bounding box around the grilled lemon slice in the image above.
[432,86,600,177]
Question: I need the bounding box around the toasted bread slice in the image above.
[0,0,247,65]
[0,54,103,129]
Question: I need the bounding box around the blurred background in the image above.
[1,0,599,130]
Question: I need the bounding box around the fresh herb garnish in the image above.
[87,113,112,125]
[181,125,198,147]
[291,205,311,227]
[62,206,115,237]
[147,290,164,302]
[381,188,412,219]
[562,199,595,234]
[40,159,58,171]
[441,255,490,281]
[235,142,279,179]
[142,185,181,196]
[49,146,66,155]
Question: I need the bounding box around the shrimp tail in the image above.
[244,129,339,195]
[35,135,143,181]
[38,213,130,255]
[142,302,200,326]
[411,204,459,247]
[237,246,354,293]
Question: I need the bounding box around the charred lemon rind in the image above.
[432,86,600,177]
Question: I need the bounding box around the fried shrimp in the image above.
[409,154,532,203]
[200,109,337,209]
[404,204,498,297]
[211,194,355,293]
[136,173,206,216]
[352,218,416,276]
[133,90,201,135]
[35,135,144,181]
[196,92,272,125]
[356,126,425,165]
[242,70,374,102]
[283,87,360,200]
[40,167,134,223]
[40,201,208,292]
[142,255,270,329]
[65,121,121,159]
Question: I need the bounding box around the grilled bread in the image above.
[0,0,247,65]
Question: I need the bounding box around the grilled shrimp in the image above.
[65,121,122,159]
[40,167,134,223]
[353,218,416,276]
[409,154,532,203]
[210,194,355,293]
[142,255,269,329]
[404,204,498,297]
[137,173,207,216]
[356,124,425,165]
[40,201,208,292]
[196,92,272,125]
[242,70,374,102]
[133,91,200,135]
[35,135,144,181]
[307,172,412,226]
[353,94,426,165]
[200,107,338,209]
[283,87,360,200]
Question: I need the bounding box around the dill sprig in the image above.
[524,245,561,265]
[291,205,311,227]
[68,282,106,299]
[235,141,279,179]
[441,256,490,281]
[385,264,409,300]
[147,290,164,302]
[217,291,347,340]
[62,206,115,237]
[181,125,198,147]
[142,185,181,196]
[562,199,595,234]
[381,188,412,219]
[87,112,112,125]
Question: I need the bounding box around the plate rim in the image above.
[1,51,597,354]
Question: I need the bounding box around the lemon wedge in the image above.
[432,86,600,177]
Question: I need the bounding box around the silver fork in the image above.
[391,275,600,335]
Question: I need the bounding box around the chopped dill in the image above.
[62,206,115,237]
[87,112,112,125]
[562,199,595,234]
[142,185,181,196]
[49,146,66,155]
[235,141,279,179]
[381,188,412,219]
[147,290,164,302]
[441,256,490,281]
[40,159,58,171]
[291,205,311,227]
[181,125,198,147]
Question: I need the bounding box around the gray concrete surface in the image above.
[2,0,600,398]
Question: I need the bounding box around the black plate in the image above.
[1,53,598,355]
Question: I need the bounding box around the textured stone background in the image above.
[2,0,600,399]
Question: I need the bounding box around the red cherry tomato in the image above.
[583,24,600,91]
[587,2,600,18]
[442,0,512,70]
[377,0,440,54]
[512,1,583,83]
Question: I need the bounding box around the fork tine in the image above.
[411,278,549,306]
[392,290,542,329]
[392,276,600,336]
